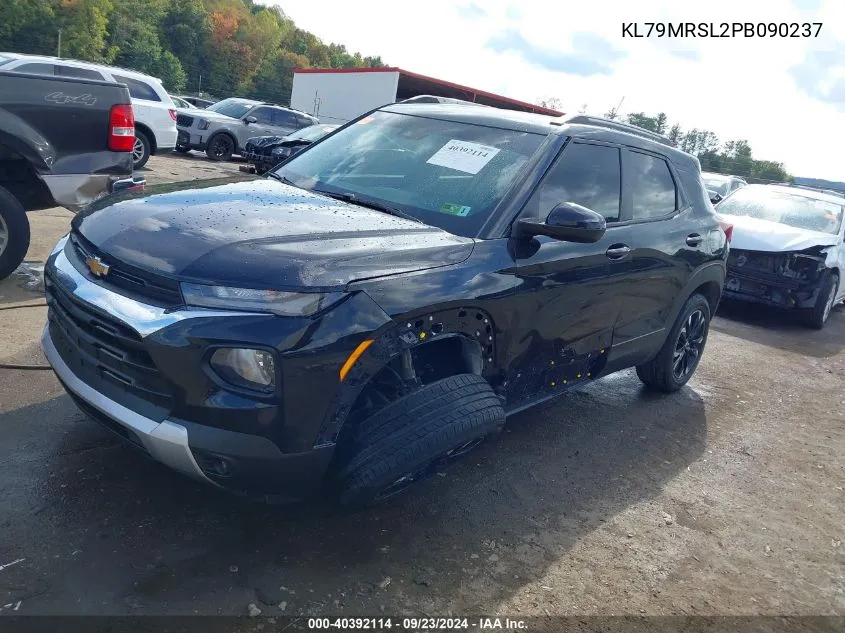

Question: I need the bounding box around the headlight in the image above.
[197,119,211,130]
[181,283,345,316]
[210,348,275,390]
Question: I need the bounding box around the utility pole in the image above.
[607,96,625,120]
[198,74,202,96]
[57,29,62,57]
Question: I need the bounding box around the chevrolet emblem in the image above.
[86,255,110,277]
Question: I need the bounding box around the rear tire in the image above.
[0,185,30,281]
[205,133,235,161]
[636,293,711,393]
[802,271,838,330]
[336,374,505,509]
[132,130,151,169]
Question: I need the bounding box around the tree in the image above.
[160,0,209,91]
[56,0,115,62]
[0,0,59,55]
[537,97,563,111]
[245,50,309,104]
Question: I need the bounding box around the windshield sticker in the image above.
[440,203,472,217]
[426,139,500,175]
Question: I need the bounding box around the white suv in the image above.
[0,53,177,169]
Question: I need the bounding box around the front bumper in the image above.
[176,128,208,151]
[40,238,391,499]
[724,269,822,309]
[42,325,213,484]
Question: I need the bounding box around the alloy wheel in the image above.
[132,137,145,164]
[0,213,8,257]
[672,309,706,380]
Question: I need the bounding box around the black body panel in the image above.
[45,105,727,500]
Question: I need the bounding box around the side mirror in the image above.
[244,116,257,124]
[516,202,607,243]
[707,190,722,205]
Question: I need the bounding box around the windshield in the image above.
[274,111,545,238]
[206,98,257,119]
[703,178,729,196]
[718,187,844,235]
[287,124,337,142]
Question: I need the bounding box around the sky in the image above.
[269,0,845,181]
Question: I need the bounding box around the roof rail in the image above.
[774,183,845,198]
[562,114,676,147]
[400,94,490,107]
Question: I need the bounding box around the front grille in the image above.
[68,233,182,307]
[176,114,194,127]
[728,249,779,275]
[46,274,174,410]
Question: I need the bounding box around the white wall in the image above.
[290,71,400,125]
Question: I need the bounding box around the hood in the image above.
[247,135,287,149]
[190,109,238,123]
[72,179,474,290]
[720,213,839,252]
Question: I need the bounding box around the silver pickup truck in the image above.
[0,69,143,280]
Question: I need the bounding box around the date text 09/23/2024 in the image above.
[307,617,528,630]
[622,22,822,38]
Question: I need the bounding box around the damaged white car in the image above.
[716,184,845,329]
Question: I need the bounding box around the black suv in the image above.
[42,105,727,508]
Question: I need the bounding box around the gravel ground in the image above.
[0,153,842,618]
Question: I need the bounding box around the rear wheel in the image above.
[132,130,151,169]
[637,293,711,393]
[0,185,30,281]
[335,373,505,509]
[802,271,839,330]
[205,133,235,161]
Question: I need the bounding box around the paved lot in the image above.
[0,153,843,617]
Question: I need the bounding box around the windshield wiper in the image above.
[265,172,299,187]
[312,188,423,224]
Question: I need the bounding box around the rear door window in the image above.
[627,151,677,220]
[273,109,299,128]
[112,74,161,101]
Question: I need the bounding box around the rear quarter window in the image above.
[112,74,161,101]
[13,62,55,76]
[627,151,678,220]
[57,65,105,80]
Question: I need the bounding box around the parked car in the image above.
[180,95,216,109]
[175,98,319,161]
[243,124,339,173]
[41,107,727,507]
[170,95,197,110]
[0,53,177,169]
[0,68,142,280]
[717,184,844,328]
[702,171,747,204]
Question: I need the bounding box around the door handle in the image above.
[686,233,703,247]
[605,244,631,260]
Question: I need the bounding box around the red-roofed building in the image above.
[290,67,563,124]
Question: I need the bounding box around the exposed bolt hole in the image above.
[458,310,467,318]
[485,325,492,334]
[475,313,484,321]
[414,319,424,328]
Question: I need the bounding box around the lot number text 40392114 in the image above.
[622,22,822,38]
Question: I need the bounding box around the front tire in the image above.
[336,374,505,509]
[132,130,151,169]
[637,293,712,393]
[0,185,30,281]
[802,271,839,330]
[205,133,235,161]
